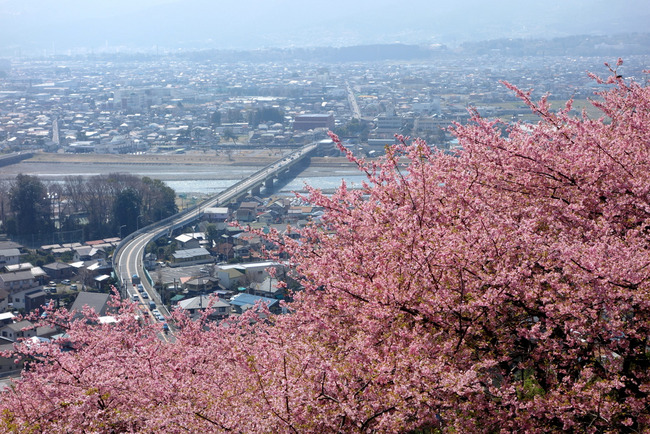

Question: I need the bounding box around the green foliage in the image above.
[112,187,141,236]
[517,369,546,401]
[247,107,284,127]
[8,174,53,237]
[334,118,370,141]
[22,251,55,267]
[148,239,176,262]
[141,177,178,223]
[205,224,219,249]
[49,173,179,242]
[221,128,237,144]
[59,250,74,263]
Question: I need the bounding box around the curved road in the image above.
[113,142,319,323]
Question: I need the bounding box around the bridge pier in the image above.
[265,178,274,190]
[251,185,261,196]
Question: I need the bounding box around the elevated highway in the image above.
[112,141,321,322]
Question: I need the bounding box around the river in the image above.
[0,158,366,195]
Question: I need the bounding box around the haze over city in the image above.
[1,0,649,55]
[1,0,650,431]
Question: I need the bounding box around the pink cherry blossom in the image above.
[1,62,649,432]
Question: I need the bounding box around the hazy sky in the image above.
[0,0,648,54]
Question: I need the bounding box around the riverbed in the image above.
[0,151,365,195]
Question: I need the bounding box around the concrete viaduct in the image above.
[112,140,328,319]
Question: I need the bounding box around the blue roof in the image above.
[229,293,278,308]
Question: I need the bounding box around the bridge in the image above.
[112,140,324,326]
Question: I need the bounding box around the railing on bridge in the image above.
[113,141,323,290]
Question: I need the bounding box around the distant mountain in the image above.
[1,0,649,55]
[458,33,650,57]
[63,35,649,64]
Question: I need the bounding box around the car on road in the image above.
[141,293,149,299]
[62,279,71,285]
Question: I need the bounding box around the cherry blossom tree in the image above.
[1,60,649,432]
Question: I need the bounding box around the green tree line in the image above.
[0,173,178,244]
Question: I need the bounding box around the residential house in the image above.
[4,263,47,285]
[229,293,281,315]
[41,244,63,252]
[86,239,115,251]
[93,274,111,291]
[70,292,111,317]
[250,277,284,299]
[0,312,16,327]
[29,266,48,284]
[171,247,212,267]
[0,320,36,342]
[183,276,220,294]
[216,261,281,290]
[216,265,246,289]
[235,202,259,222]
[287,206,315,223]
[177,294,231,320]
[256,210,277,224]
[0,271,38,308]
[175,233,201,250]
[8,286,47,311]
[24,290,47,312]
[267,198,289,217]
[4,263,33,273]
[232,232,261,249]
[73,245,106,262]
[0,338,23,376]
[85,259,113,277]
[0,323,59,376]
[42,262,76,281]
[102,237,121,247]
[203,207,229,226]
[0,249,21,267]
[213,242,234,262]
[233,244,250,258]
[0,241,22,251]
[232,232,262,258]
[238,262,281,283]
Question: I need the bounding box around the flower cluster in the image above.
[1,61,649,432]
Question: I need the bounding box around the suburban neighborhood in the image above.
[0,190,323,377]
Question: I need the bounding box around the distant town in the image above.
[1,38,648,158]
[0,37,648,378]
